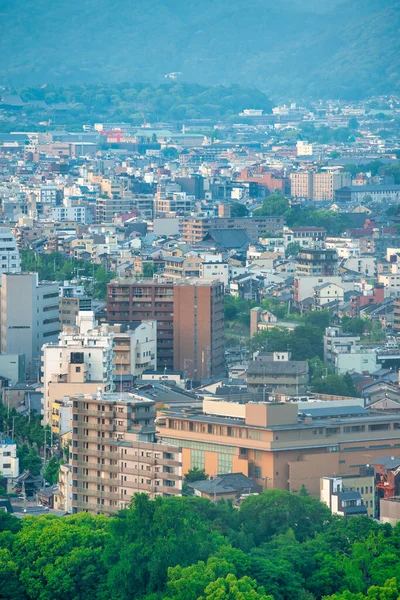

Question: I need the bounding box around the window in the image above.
[254,466,262,478]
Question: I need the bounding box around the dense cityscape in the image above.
[1,1,400,598]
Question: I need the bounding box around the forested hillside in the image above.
[2,491,400,600]
[0,0,398,99]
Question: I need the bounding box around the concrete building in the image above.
[320,476,368,517]
[107,279,175,370]
[157,399,400,496]
[296,141,313,156]
[314,282,344,309]
[181,216,285,244]
[0,438,19,478]
[313,172,351,201]
[296,248,338,277]
[96,196,134,223]
[59,281,92,328]
[0,227,21,274]
[324,327,361,365]
[290,172,313,199]
[247,352,309,396]
[42,312,114,428]
[0,273,59,380]
[173,280,224,382]
[107,279,225,378]
[71,391,182,515]
[108,321,157,383]
[283,226,326,249]
[294,276,344,306]
[380,497,400,525]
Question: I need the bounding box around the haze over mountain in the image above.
[0,0,398,99]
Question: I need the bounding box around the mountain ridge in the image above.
[0,0,398,99]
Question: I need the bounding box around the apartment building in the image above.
[313,172,351,201]
[154,185,194,216]
[0,273,59,380]
[296,248,338,276]
[96,196,134,223]
[71,391,182,515]
[290,172,313,199]
[42,312,114,428]
[323,326,360,364]
[108,321,157,384]
[0,227,21,274]
[247,352,309,396]
[107,279,175,369]
[181,216,285,244]
[173,280,224,381]
[107,279,225,378]
[157,399,400,496]
[163,254,204,280]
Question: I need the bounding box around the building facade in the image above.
[0,273,59,380]
[71,392,182,515]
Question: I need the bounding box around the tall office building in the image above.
[173,280,224,381]
[107,279,225,380]
[0,273,59,380]
[71,391,182,515]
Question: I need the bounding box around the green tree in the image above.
[17,444,43,475]
[44,455,62,485]
[254,195,290,217]
[183,468,208,496]
[230,203,249,218]
[203,573,273,600]
[312,374,358,398]
[285,242,301,258]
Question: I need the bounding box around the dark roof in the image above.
[188,472,259,495]
[298,405,367,418]
[371,456,400,470]
[202,229,251,249]
[248,360,308,376]
[338,491,363,501]
[343,505,368,515]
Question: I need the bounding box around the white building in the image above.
[333,347,377,375]
[200,262,229,287]
[0,439,19,478]
[296,141,313,156]
[0,227,21,274]
[0,273,59,380]
[41,312,114,426]
[49,206,88,224]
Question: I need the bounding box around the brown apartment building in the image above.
[157,400,400,497]
[181,216,285,244]
[71,391,182,515]
[107,279,225,381]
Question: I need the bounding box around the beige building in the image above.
[313,172,351,201]
[247,352,309,396]
[157,399,400,497]
[290,172,313,199]
[71,392,182,515]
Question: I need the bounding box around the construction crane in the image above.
[375,460,400,499]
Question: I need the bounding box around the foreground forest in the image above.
[1,490,400,600]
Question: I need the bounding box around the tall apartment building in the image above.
[71,391,182,514]
[42,312,114,428]
[290,172,313,199]
[158,399,400,497]
[296,248,338,276]
[181,216,285,244]
[107,280,174,369]
[107,279,224,379]
[0,228,21,274]
[0,273,59,380]
[313,172,351,201]
[173,280,224,381]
